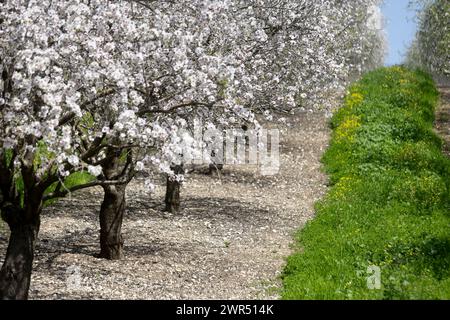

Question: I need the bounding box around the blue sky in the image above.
[381,0,418,66]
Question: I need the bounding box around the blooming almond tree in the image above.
[406,0,449,81]
[0,0,176,298]
[227,0,386,113]
[155,0,387,211]
[0,0,268,298]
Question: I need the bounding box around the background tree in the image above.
[406,0,449,82]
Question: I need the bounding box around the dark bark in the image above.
[208,163,223,175]
[0,205,41,300]
[99,184,126,260]
[98,148,131,260]
[164,165,183,213]
[209,147,223,175]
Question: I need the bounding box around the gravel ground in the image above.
[0,111,330,300]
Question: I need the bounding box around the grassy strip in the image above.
[282,66,450,299]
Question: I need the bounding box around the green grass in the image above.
[282,66,450,300]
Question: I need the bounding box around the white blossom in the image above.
[88,165,103,177]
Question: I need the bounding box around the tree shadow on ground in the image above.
[180,196,273,224]
[27,193,275,266]
[33,234,197,265]
[43,183,276,225]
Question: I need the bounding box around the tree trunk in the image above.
[164,165,183,213]
[209,144,224,175]
[99,184,126,260]
[0,205,40,300]
[208,163,223,175]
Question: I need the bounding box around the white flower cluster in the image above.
[0,0,386,187]
[405,0,449,79]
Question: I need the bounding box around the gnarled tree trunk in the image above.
[99,149,128,260]
[99,184,126,260]
[0,204,41,300]
[164,164,183,213]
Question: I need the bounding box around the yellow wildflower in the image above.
[335,115,361,143]
[346,92,364,109]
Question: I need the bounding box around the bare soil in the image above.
[436,86,450,157]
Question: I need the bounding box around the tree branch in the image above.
[58,89,115,127]
[43,177,133,201]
